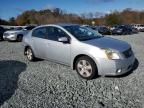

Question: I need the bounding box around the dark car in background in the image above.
[98,26,111,35]
[111,25,132,35]
[81,25,97,31]
[83,25,111,35]
[0,26,5,40]
[123,25,138,34]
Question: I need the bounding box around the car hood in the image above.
[82,36,130,52]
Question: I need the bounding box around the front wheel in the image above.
[75,56,98,79]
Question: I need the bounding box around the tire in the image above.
[17,35,23,42]
[0,35,3,41]
[75,56,98,79]
[25,47,36,61]
[0,37,3,41]
[122,31,127,35]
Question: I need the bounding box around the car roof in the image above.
[57,23,79,27]
[37,23,79,28]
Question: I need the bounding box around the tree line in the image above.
[0,8,144,26]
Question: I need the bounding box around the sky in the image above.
[0,0,144,20]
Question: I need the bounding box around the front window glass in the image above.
[47,27,68,41]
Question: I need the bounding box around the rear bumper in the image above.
[96,54,135,76]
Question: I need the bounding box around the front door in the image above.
[45,26,71,65]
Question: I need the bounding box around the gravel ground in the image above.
[0,32,144,108]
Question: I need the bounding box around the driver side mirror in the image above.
[58,37,69,43]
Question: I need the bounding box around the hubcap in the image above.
[26,49,32,60]
[77,60,92,77]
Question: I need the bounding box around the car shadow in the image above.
[105,58,139,78]
[0,60,27,106]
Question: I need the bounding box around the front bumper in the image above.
[96,54,135,76]
[3,35,17,41]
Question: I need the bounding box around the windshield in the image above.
[63,25,102,41]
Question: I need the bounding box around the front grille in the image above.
[3,33,9,37]
[123,48,133,58]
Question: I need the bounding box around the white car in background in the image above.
[3,26,36,42]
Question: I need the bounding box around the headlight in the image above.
[103,49,120,60]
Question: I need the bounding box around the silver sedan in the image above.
[23,24,135,79]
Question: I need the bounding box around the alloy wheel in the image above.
[77,60,92,77]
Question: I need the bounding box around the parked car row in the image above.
[111,25,133,35]
[1,24,143,42]
[84,24,143,35]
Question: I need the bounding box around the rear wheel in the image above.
[75,56,98,79]
[25,47,36,61]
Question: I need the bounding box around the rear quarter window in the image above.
[32,27,47,39]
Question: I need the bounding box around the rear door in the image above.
[31,27,48,58]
